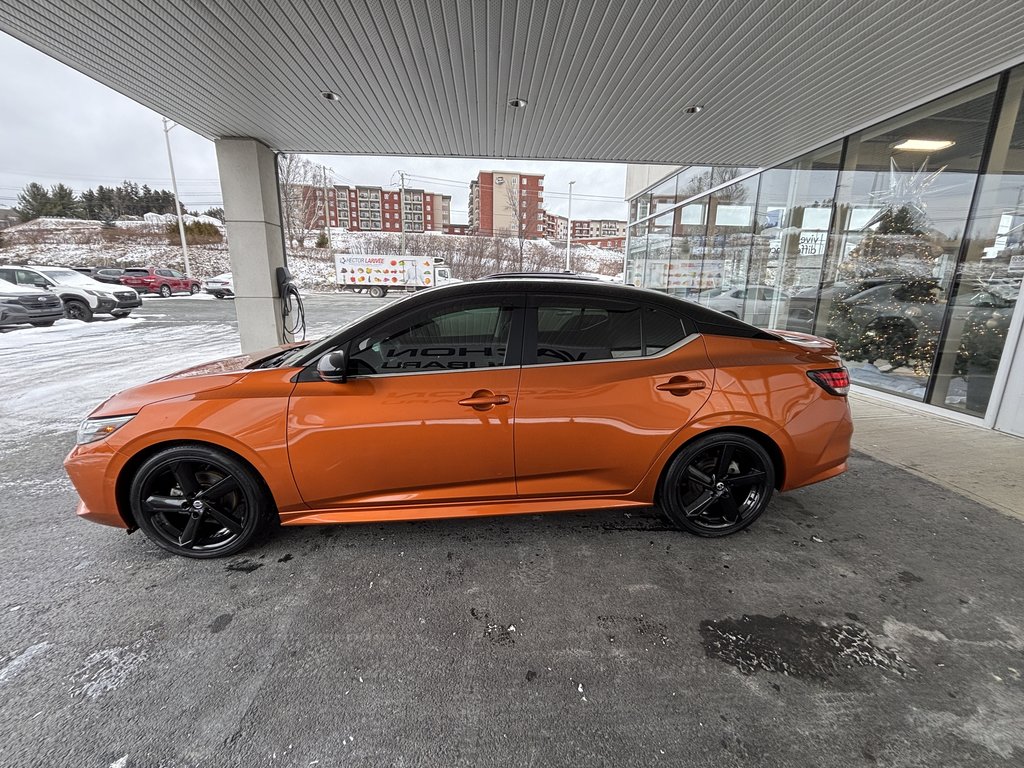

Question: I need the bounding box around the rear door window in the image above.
[531,297,642,364]
[644,306,690,355]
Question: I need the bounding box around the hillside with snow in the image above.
[0,218,624,290]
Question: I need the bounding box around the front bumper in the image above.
[113,291,142,310]
[64,441,130,529]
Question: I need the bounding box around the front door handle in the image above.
[458,389,511,411]
[656,376,707,396]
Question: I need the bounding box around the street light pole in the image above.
[564,180,575,272]
[399,170,406,258]
[162,117,192,278]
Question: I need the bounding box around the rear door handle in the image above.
[656,376,707,396]
[458,389,511,411]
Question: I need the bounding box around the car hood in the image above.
[88,342,308,418]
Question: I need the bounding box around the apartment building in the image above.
[544,213,626,249]
[297,184,451,233]
[469,171,545,238]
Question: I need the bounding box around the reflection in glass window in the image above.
[534,302,641,363]
[350,303,514,374]
[824,77,999,401]
[644,307,689,354]
[930,67,1024,415]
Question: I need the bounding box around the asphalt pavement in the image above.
[1,295,1022,767]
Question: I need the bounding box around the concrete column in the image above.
[215,137,291,352]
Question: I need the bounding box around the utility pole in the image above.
[399,170,406,258]
[564,180,575,272]
[162,117,192,278]
[322,164,332,249]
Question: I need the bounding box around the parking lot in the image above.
[1,295,1023,767]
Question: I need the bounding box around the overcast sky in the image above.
[1,32,629,222]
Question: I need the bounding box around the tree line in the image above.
[13,180,223,223]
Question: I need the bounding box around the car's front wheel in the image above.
[659,433,775,536]
[64,299,93,322]
[128,445,274,558]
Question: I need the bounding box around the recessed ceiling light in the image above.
[508,98,528,108]
[893,139,955,151]
[321,91,341,102]
[684,105,704,114]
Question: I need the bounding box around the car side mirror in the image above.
[34,281,49,290]
[317,350,348,383]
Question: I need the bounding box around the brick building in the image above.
[297,184,451,233]
[468,171,545,238]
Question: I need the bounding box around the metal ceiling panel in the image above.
[3,0,1024,167]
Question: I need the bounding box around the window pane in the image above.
[823,78,999,400]
[929,68,1024,415]
[535,302,641,363]
[644,307,689,354]
[350,303,514,374]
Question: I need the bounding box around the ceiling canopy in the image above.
[4,0,1024,167]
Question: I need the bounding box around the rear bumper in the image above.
[775,395,854,491]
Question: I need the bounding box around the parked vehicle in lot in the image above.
[72,266,126,285]
[65,275,853,559]
[0,265,141,321]
[707,284,788,326]
[204,272,234,299]
[120,266,201,297]
[0,277,65,328]
[336,254,460,298]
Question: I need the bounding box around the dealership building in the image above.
[625,67,1024,438]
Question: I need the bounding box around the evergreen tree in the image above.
[80,189,98,219]
[203,207,225,221]
[49,184,81,218]
[15,183,53,221]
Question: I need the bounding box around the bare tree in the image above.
[278,153,320,249]
[505,184,543,271]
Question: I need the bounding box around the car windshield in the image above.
[39,269,100,287]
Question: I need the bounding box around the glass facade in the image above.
[626,67,1024,420]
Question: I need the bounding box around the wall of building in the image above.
[625,66,1024,434]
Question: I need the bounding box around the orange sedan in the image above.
[65,276,853,558]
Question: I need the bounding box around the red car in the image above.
[119,266,201,297]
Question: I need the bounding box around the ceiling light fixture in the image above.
[321,90,341,102]
[893,139,955,151]
[508,98,528,108]
[684,105,704,114]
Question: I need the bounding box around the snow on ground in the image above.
[0,315,240,456]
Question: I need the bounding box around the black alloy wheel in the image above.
[129,445,273,558]
[159,284,173,298]
[660,433,775,536]
[64,299,93,322]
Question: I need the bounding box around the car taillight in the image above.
[808,367,850,396]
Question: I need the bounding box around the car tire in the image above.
[659,432,775,537]
[190,284,200,295]
[129,444,275,559]
[159,284,173,298]
[30,321,55,327]
[722,311,739,319]
[368,286,387,298]
[63,299,93,322]
[213,292,226,299]
[111,310,131,319]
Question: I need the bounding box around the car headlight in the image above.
[76,415,135,445]
[84,289,107,298]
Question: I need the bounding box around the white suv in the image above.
[0,265,142,322]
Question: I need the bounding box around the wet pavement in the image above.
[1,296,1022,767]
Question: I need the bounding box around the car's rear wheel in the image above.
[368,285,387,298]
[159,284,172,298]
[190,283,200,294]
[660,433,775,537]
[128,445,274,558]
[64,299,93,322]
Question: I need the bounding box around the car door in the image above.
[287,293,524,509]
[514,295,714,498]
[169,269,188,291]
